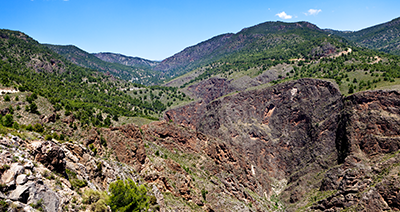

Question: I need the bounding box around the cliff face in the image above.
[315,90,400,211]
[167,79,343,174]
[165,78,400,211]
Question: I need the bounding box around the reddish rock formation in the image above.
[165,79,400,210]
[167,78,342,181]
[141,121,272,206]
[101,124,146,171]
[313,90,400,211]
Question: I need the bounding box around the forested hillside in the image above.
[328,17,400,55]
[0,29,192,126]
[154,21,349,79]
[93,52,159,69]
[45,44,163,85]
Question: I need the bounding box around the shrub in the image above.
[70,178,87,190]
[4,95,10,102]
[29,198,43,211]
[88,143,97,155]
[100,136,107,147]
[12,122,19,130]
[82,189,105,204]
[3,114,13,127]
[44,134,53,141]
[66,168,87,190]
[29,102,39,114]
[0,199,8,211]
[92,199,108,212]
[26,124,33,131]
[8,106,13,114]
[201,189,208,201]
[82,190,108,211]
[33,123,44,133]
[108,178,150,212]
[52,132,59,140]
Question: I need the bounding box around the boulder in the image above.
[1,163,25,185]
[0,108,10,116]
[8,181,60,211]
[16,174,28,185]
[27,182,60,212]
[8,182,35,202]
[28,141,66,173]
[42,113,56,123]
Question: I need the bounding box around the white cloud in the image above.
[305,9,322,16]
[276,11,292,20]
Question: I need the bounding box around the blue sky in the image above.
[1,0,399,60]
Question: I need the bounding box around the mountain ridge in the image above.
[153,20,340,80]
[93,52,159,69]
[327,16,400,55]
[44,44,162,85]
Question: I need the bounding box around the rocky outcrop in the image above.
[42,113,56,123]
[101,124,146,171]
[0,107,10,116]
[340,90,400,157]
[0,128,149,211]
[140,121,273,210]
[311,90,400,211]
[28,140,66,174]
[167,78,342,180]
[165,78,400,211]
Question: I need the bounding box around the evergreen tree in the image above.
[108,179,150,212]
[3,114,13,127]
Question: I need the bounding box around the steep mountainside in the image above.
[0,29,176,122]
[93,52,159,69]
[44,44,161,85]
[166,78,400,211]
[328,17,400,55]
[155,21,347,79]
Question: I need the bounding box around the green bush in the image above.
[100,136,107,147]
[26,124,33,131]
[108,178,150,212]
[3,114,13,127]
[33,123,44,133]
[201,189,208,201]
[66,169,87,190]
[12,122,19,130]
[29,102,39,114]
[44,134,53,141]
[92,199,108,212]
[4,95,10,102]
[82,190,108,212]
[83,189,106,204]
[70,178,87,189]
